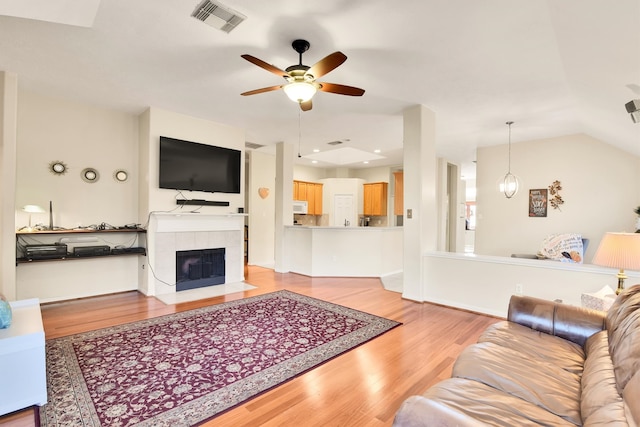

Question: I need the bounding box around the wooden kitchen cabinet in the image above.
[293,180,323,215]
[293,181,306,201]
[363,182,388,216]
[393,171,403,215]
[312,183,323,214]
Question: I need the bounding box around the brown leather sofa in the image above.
[393,285,640,426]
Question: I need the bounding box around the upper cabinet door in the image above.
[363,182,388,216]
[293,180,323,215]
[393,172,403,216]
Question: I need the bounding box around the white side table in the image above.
[0,298,47,415]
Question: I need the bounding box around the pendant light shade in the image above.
[501,172,520,199]
[500,121,520,199]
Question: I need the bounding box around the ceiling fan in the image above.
[240,39,365,111]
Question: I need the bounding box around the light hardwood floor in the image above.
[0,265,500,427]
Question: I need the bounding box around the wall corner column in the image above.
[274,142,294,273]
[402,105,437,302]
[0,71,18,300]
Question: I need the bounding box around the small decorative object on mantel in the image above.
[258,187,270,199]
[49,160,68,175]
[529,189,548,217]
[634,206,640,232]
[548,180,564,210]
[0,293,12,329]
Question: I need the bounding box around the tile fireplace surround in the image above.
[144,213,246,297]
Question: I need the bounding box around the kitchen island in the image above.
[284,225,403,277]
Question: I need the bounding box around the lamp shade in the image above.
[592,232,640,270]
[22,205,45,213]
[283,82,317,103]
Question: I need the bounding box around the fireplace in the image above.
[176,248,225,291]
[144,213,245,297]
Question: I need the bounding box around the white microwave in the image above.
[293,200,308,214]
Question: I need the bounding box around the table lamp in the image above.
[592,232,640,295]
[22,204,45,231]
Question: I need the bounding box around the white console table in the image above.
[0,298,47,415]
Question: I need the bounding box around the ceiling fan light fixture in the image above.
[283,82,317,103]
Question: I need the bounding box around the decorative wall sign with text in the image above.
[529,189,548,217]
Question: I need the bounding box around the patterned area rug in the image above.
[40,290,400,426]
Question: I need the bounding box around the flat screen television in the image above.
[159,136,241,194]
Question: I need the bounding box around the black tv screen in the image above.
[159,136,241,194]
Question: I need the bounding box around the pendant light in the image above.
[500,121,520,199]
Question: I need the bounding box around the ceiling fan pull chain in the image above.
[298,109,302,158]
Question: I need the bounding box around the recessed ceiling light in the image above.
[313,149,320,153]
[374,149,381,153]
[312,160,318,164]
[363,161,369,164]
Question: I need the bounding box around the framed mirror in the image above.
[113,169,128,183]
[49,161,68,175]
[81,168,99,183]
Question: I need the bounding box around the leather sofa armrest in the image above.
[507,295,606,347]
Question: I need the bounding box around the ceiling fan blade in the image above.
[240,85,284,96]
[241,54,288,78]
[300,100,312,111]
[306,52,347,79]
[318,82,365,96]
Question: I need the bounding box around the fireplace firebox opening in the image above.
[176,248,225,291]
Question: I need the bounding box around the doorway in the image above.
[333,194,355,227]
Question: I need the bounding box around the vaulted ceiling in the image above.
[0,0,638,178]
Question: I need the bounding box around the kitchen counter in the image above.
[284,225,402,277]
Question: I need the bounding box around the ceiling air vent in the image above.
[327,140,343,146]
[191,0,246,34]
[245,142,264,150]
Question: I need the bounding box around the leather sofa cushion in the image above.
[623,372,640,425]
[606,284,640,393]
[452,342,581,425]
[581,330,624,423]
[583,402,629,427]
[479,320,585,375]
[393,378,575,427]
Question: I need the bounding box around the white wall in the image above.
[475,133,640,262]
[248,150,275,267]
[423,252,639,318]
[351,166,393,183]
[16,91,140,227]
[0,72,17,300]
[14,91,141,301]
[293,164,328,182]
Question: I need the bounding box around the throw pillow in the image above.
[539,233,584,263]
[0,293,12,328]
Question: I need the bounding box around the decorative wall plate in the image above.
[81,168,99,183]
[49,161,68,175]
[113,169,128,182]
[258,187,270,199]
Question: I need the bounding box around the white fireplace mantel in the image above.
[151,213,247,233]
[141,213,247,297]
